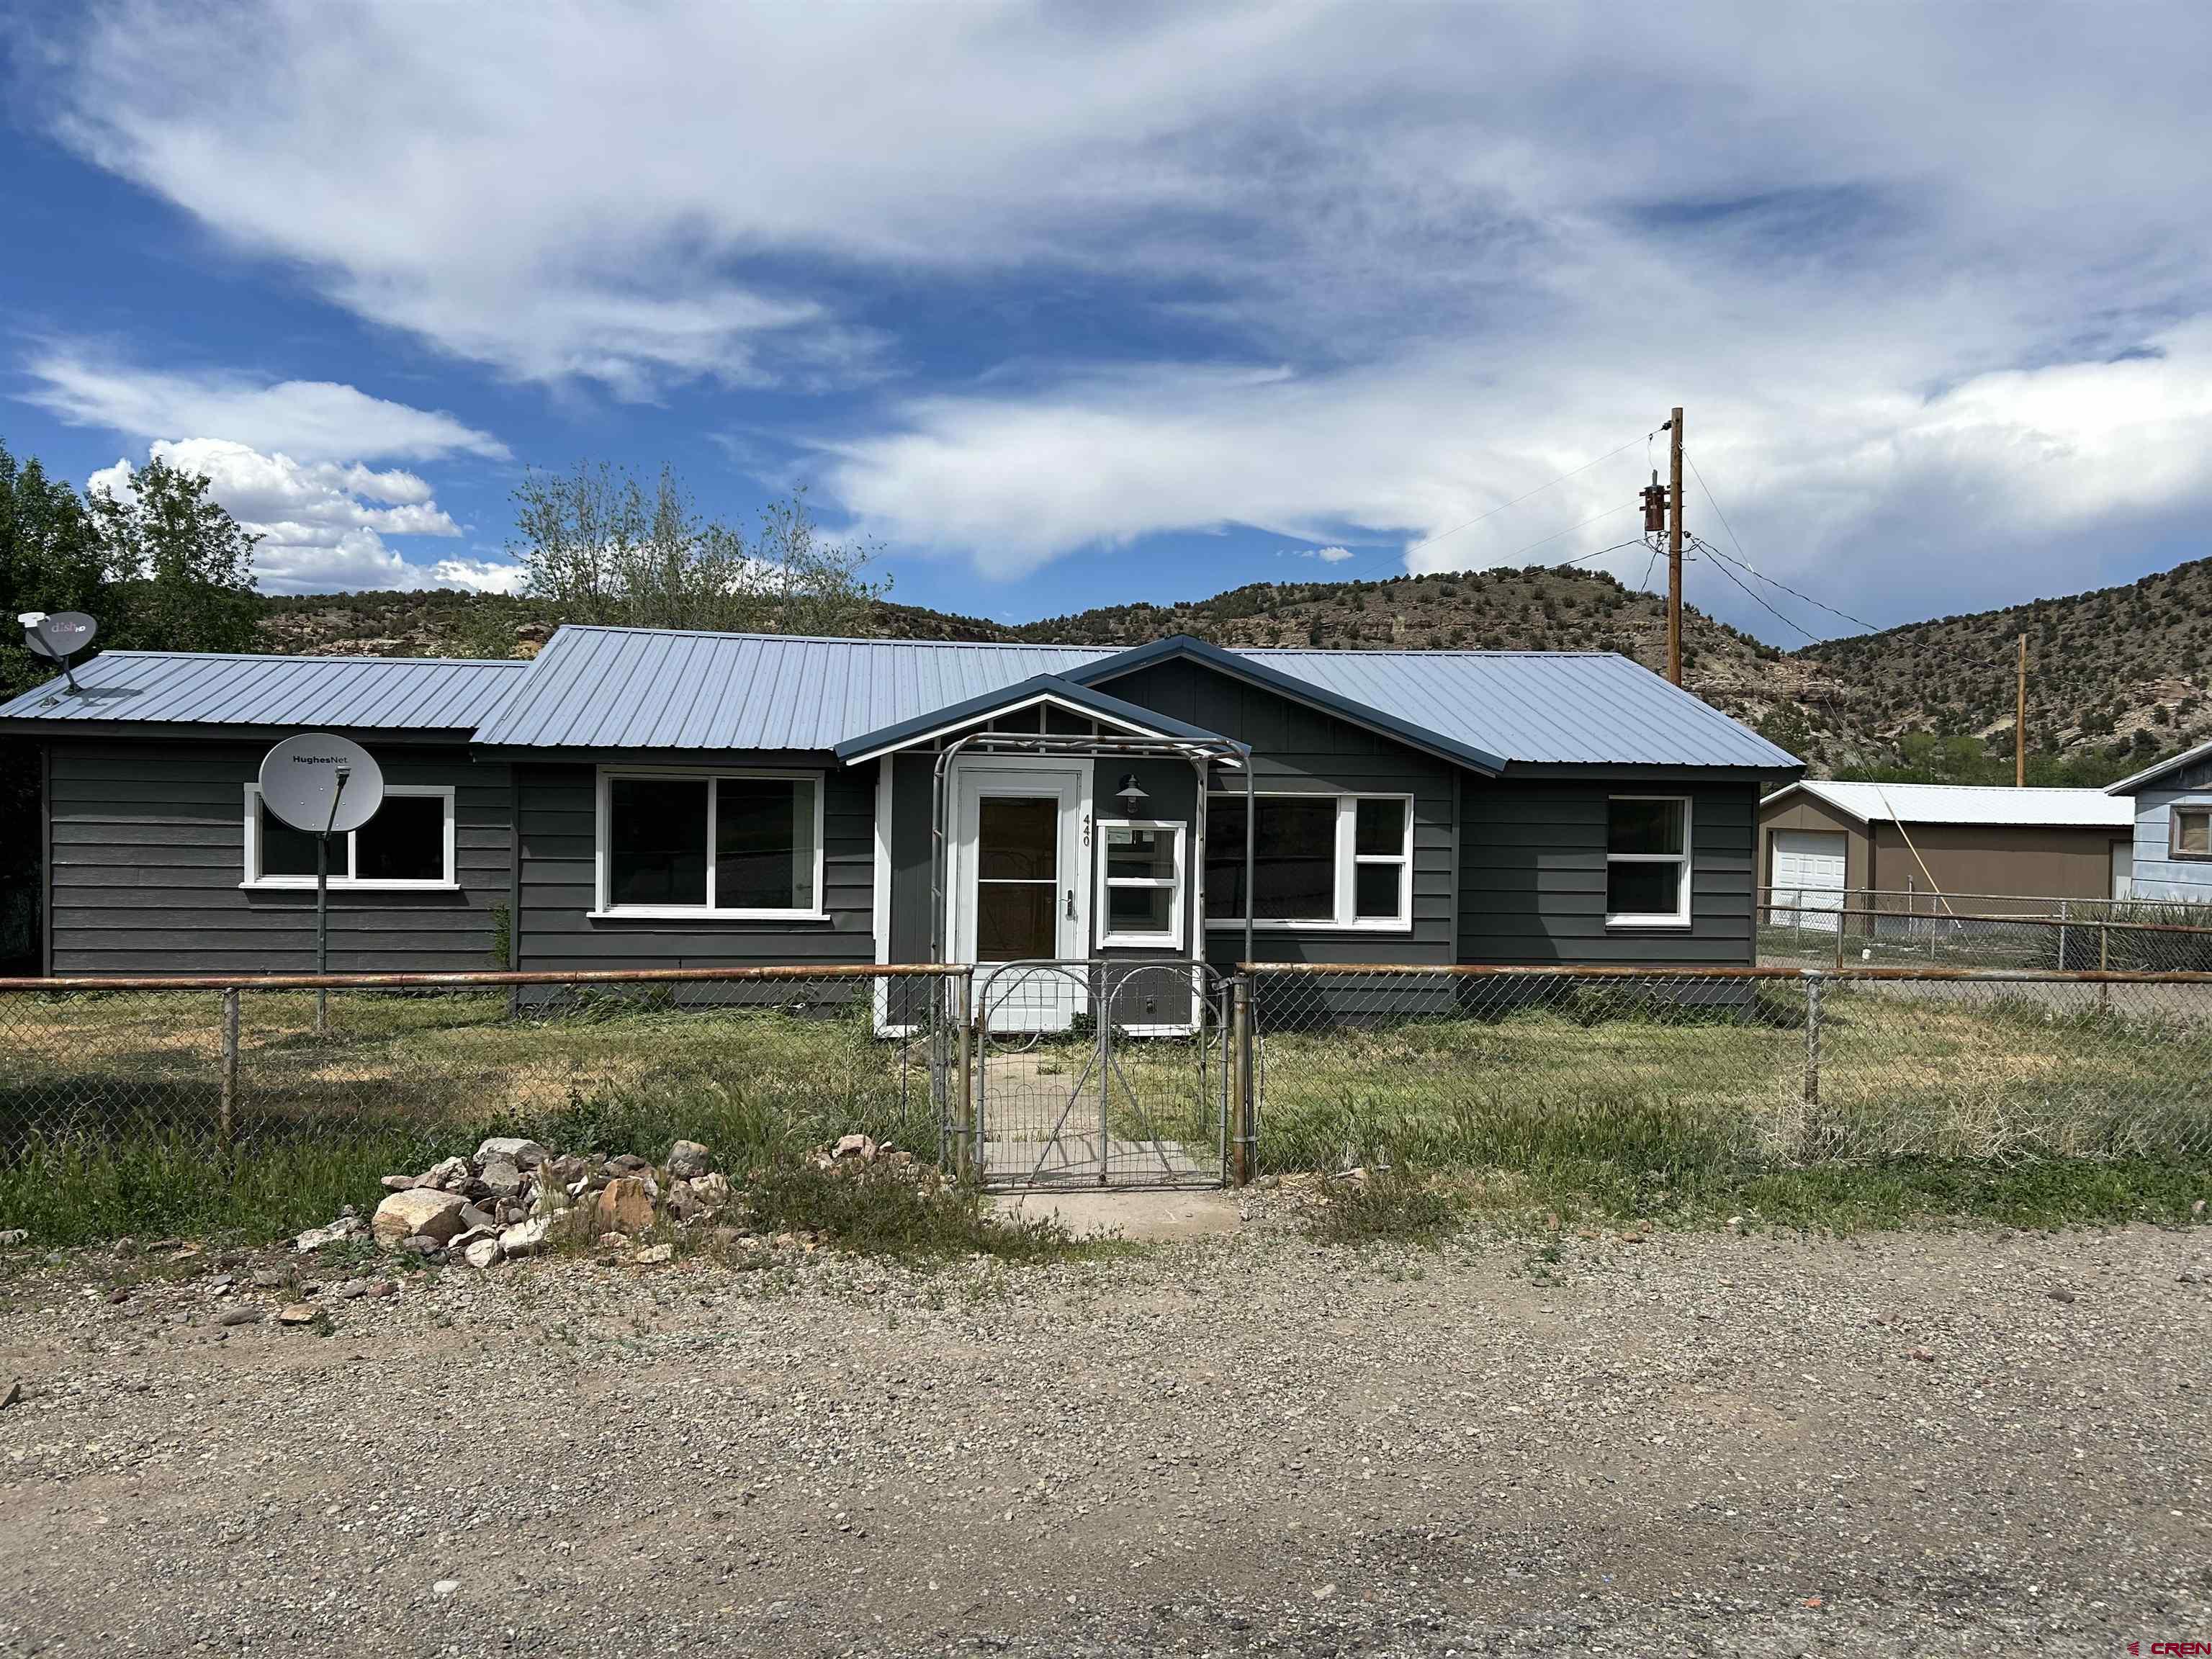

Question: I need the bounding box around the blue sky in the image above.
[4,3,2211,642]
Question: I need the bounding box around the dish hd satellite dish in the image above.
[19,611,98,691]
[258,732,386,836]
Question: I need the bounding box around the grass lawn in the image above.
[4,979,2211,1245]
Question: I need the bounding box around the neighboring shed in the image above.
[1756,781,2135,914]
[2105,737,2212,906]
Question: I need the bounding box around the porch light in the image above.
[1115,773,1149,815]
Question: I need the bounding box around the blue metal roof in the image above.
[473,628,1110,751]
[0,650,529,731]
[472,626,1793,771]
[1236,647,1797,770]
[0,626,1798,772]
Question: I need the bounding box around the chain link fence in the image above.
[1761,888,2212,975]
[9,958,2212,1241]
[1247,964,2212,1175]
[0,966,956,1241]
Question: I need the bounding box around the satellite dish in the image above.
[258,732,385,835]
[30,612,97,662]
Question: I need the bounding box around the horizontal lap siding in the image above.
[1092,659,1459,971]
[48,738,506,975]
[1458,781,1757,966]
[516,759,874,972]
[2130,757,2212,904]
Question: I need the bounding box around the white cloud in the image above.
[88,438,523,595]
[24,352,507,463]
[1286,546,1355,565]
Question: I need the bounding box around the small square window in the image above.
[2176,807,2212,858]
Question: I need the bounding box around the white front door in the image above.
[2111,838,2134,902]
[1771,830,1847,930]
[950,760,1092,1031]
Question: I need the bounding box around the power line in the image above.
[1478,501,1640,568]
[1333,428,1658,580]
[1694,534,1882,641]
[1696,537,1827,643]
[1686,457,1882,634]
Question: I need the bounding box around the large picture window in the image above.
[595,769,823,918]
[1606,796,1691,927]
[243,784,455,889]
[1205,792,1413,930]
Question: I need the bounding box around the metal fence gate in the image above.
[963,961,1231,1187]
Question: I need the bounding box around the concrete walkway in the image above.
[985,1186,1244,1241]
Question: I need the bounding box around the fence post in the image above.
[1802,971,1822,1108]
[948,971,974,1183]
[1230,976,1254,1186]
[218,986,240,1161]
[2058,899,2069,971]
[2098,922,2111,1014]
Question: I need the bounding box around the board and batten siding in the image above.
[512,757,875,972]
[1092,657,1460,970]
[1458,780,1759,965]
[45,737,508,975]
[2128,752,2212,905]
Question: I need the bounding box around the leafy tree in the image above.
[0,444,109,700]
[86,454,260,654]
[511,463,886,639]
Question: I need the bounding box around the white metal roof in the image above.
[1763,780,2134,829]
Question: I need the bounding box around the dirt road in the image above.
[2,1219,2208,1656]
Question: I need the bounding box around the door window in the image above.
[975,795,1059,958]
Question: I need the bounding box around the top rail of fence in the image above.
[1762,904,2212,940]
[1761,885,2212,922]
[0,963,969,993]
[1238,961,2212,984]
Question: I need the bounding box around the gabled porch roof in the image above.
[833,671,1243,765]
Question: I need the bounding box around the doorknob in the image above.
[1065,889,1076,920]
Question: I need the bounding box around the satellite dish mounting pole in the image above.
[315,768,350,1039]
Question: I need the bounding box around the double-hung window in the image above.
[595,769,824,919]
[1606,796,1692,927]
[243,784,454,889]
[1204,792,1413,930]
[2172,805,2212,860]
[1097,821,1184,948]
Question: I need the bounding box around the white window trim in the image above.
[241,783,457,891]
[1605,794,1694,930]
[590,765,829,922]
[1200,791,1414,934]
[1095,819,1186,949]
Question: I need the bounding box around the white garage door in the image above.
[1770,830,1847,930]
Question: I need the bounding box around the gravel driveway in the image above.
[2,1215,2208,1657]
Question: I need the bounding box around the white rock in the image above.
[371,1189,467,1246]
[833,1133,877,1162]
[292,1217,362,1254]
[498,1218,550,1259]
[418,1156,469,1191]
[689,1172,731,1210]
[431,1579,459,1599]
[666,1139,713,1179]
[476,1136,549,1168]
[461,1237,504,1269]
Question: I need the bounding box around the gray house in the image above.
[0,627,1799,1018]
[2107,737,2212,906]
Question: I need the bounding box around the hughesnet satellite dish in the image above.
[258,732,386,835]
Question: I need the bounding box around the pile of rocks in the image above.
[352,1136,734,1269]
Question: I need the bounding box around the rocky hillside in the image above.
[252,553,2212,781]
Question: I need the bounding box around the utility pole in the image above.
[2015,633,2028,787]
[1665,407,1684,686]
